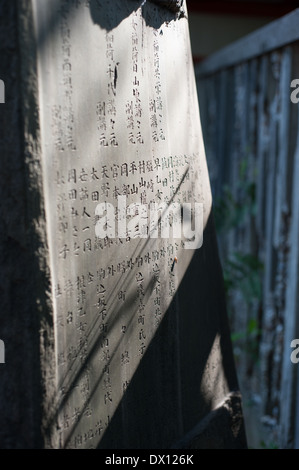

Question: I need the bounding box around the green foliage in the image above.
[260,440,279,450]
[214,158,257,233]
[231,318,261,344]
[214,158,263,364]
[223,252,263,305]
[214,182,256,233]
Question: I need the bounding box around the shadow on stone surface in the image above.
[173,392,246,449]
[89,0,182,32]
[96,212,247,449]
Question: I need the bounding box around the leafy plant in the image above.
[214,158,257,233]
[223,252,263,305]
[260,440,279,450]
[213,158,263,366]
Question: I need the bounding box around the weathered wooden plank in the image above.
[279,43,299,449]
[216,70,229,200]
[273,46,292,249]
[256,56,269,241]
[280,101,299,449]
[262,51,281,302]
[253,52,279,413]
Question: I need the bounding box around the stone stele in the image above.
[0,0,247,449]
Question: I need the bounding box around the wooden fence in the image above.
[196,8,299,449]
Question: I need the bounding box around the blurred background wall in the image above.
[188,0,299,449]
[187,0,299,62]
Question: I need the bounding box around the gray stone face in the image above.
[0,0,246,449]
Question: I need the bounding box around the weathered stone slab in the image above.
[0,0,246,449]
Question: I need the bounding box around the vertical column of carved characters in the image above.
[126,11,144,146]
